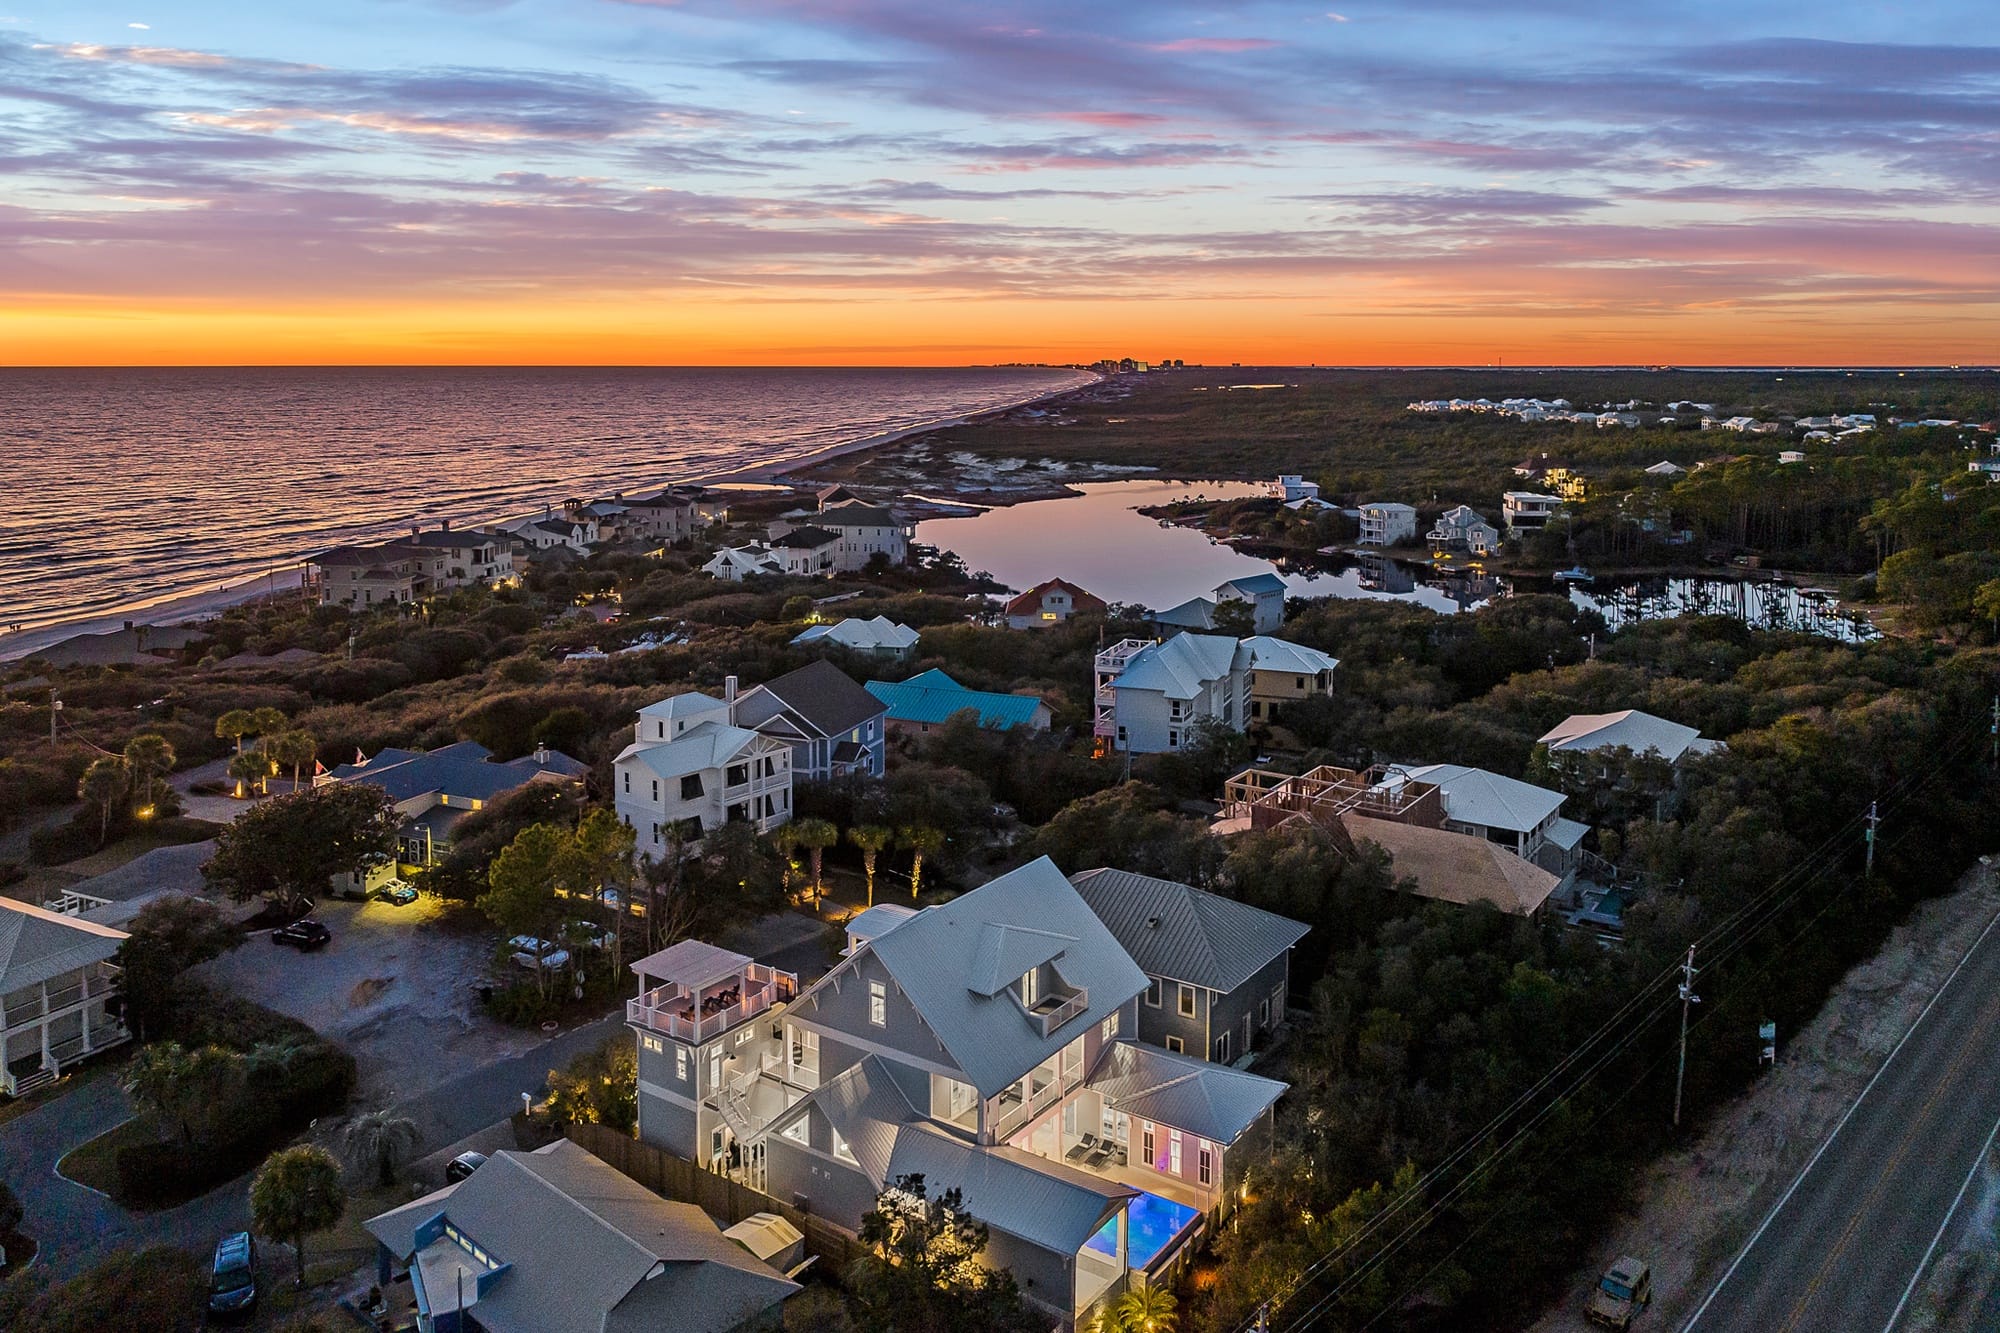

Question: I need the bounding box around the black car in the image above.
[207,1231,258,1319]
[446,1151,488,1182]
[272,919,331,951]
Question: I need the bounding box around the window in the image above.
[1145,978,1163,1008]
[1116,726,1127,745]
[642,1034,663,1054]
[868,980,887,1027]
[1168,730,1180,749]
[1100,1011,1120,1042]
[726,762,749,786]
[652,779,660,802]
[1178,984,1197,1018]
[1020,967,1040,1006]
[1169,1129,1183,1174]
[622,771,630,794]
[1296,675,1306,689]
[1259,997,1271,1028]
[1041,612,1058,622]
[1141,1121,1155,1164]
[680,774,702,801]
[781,1117,807,1144]
[1199,1145,1213,1185]
[1165,1035,1184,1054]
[675,1046,688,1081]
[1215,1031,1231,1062]
[832,1131,856,1165]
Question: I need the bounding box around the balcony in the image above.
[627,963,798,1044]
[4,964,121,1033]
[1030,989,1090,1038]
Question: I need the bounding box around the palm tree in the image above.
[771,825,803,899]
[341,1110,421,1188]
[214,709,257,755]
[249,706,290,744]
[900,825,945,901]
[268,729,319,791]
[847,824,892,907]
[124,1041,196,1142]
[250,1144,347,1289]
[77,756,128,846]
[121,733,176,813]
[1114,1284,1177,1333]
[793,818,838,908]
[228,748,275,799]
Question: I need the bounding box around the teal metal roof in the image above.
[864,670,1047,730]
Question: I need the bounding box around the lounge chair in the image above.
[1065,1134,1097,1162]
[1084,1140,1115,1167]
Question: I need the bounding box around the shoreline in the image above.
[0,370,1096,665]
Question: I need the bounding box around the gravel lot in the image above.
[193,895,542,1106]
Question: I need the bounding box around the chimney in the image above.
[534,742,550,766]
[442,518,451,532]
[725,674,738,717]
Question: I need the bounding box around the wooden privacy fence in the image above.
[565,1122,867,1271]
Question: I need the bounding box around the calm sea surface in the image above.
[0,366,1089,639]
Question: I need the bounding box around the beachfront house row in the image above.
[406,525,514,588]
[321,741,589,887]
[1500,492,1565,535]
[614,685,794,847]
[1427,505,1501,557]
[1239,636,1339,722]
[1,898,131,1097]
[864,668,1053,736]
[626,858,1288,1326]
[307,542,436,608]
[791,616,920,660]
[364,1139,799,1333]
[816,501,913,572]
[703,544,786,581]
[732,660,888,780]
[621,488,703,544]
[1357,502,1417,547]
[1067,868,1308,1065]
[1006,578,1108,630]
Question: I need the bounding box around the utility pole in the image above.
[48,689,60,748]
[1673,946,1700,1128]
[1865,801,1880,877]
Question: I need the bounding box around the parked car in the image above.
[372,880,419,906]
[272,919,331,951]
[445,1151,488,1183]
[1586,1256,1652,1330]
[564,920,613,951]
[507,935,571,972]
[207,1231,258,1318]
[601,889,645,917]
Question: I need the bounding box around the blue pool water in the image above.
[1086,1191,1201,1267]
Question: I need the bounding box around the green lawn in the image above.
[57,1113,158,1198]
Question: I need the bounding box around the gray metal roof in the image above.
[630,939,754,989]
[365,1140,796,1333]
[736,660,886,740]
[1395,763,1565,833]
[1085,1041,1286,1147]
[1068,868,1308,993]
[823,857,1149,1099]
[0,898,127,994]
[1113,633,1241,699]
[884,1124,1134,1255]
[331,741,585,805]
[766,1055,921,1188]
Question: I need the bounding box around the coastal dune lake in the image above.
[0,365,1087,644]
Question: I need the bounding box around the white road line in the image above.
[1680,897,2000,1332]
[1882,1110,2000,1332]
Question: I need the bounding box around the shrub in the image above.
[0,1245,206,1333]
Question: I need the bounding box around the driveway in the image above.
[1,1071,250,1280]
[192,896,544,1107]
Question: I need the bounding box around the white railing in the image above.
[627,965,797,1043]
[1035,991,1090,1037]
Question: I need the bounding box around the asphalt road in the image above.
[1683,903,2000,1333]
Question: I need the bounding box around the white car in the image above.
[506,935,571,972]
[564,921,613,951]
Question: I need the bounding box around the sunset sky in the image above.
[3,1,1997,365]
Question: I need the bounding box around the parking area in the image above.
[192,896,543,1106]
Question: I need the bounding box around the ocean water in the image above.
[0,365,1089,641]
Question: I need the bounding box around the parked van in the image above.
[208,1231,258,1318]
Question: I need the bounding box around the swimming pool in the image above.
[1085,1190,1201,1268]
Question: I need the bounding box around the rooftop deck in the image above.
[627,961,797,1044]
[1219,763,1444,832]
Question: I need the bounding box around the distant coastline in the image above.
[0,367,1094,665]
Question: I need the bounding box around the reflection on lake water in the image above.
[1569,577,1876,642]
[914,480,1495,615]
[916,480,1872,639]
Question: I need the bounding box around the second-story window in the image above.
[1020,967,1040,1007]
[1178,984,1197,1018]
[623,772,630,794]
[651,780,659,802]
[680,774,702,801]
[1145,978,1162,1008]
[868,980,886,1027]
[1100,1011,1120,1041]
